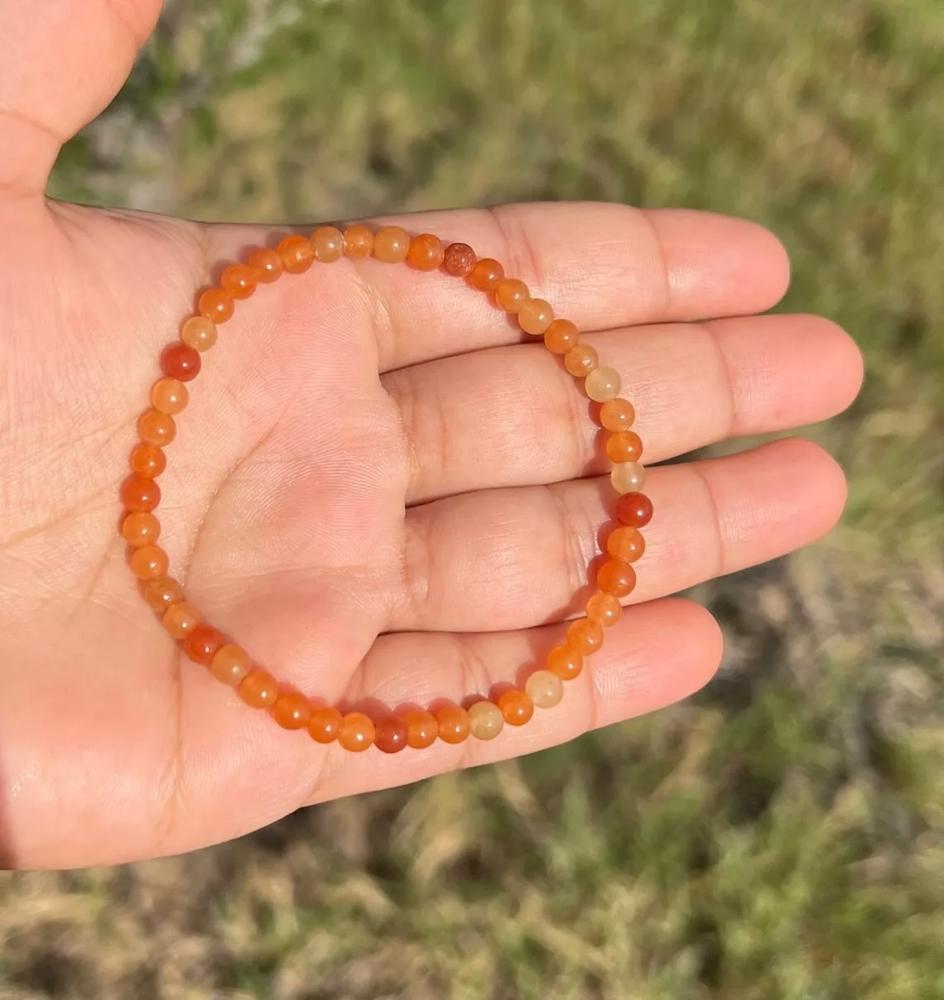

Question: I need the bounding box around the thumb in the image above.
[0,0,162,198]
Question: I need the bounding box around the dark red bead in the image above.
[184,624,227,666]
[161,343,202,382]
[374,715,409,753]
[615,492,653,528]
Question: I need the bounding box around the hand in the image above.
[0,0,862,868]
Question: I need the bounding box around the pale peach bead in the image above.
[611,461,647,494]
[150,378,188,415]
[564,343,598,377]
[373,226,410,263]
[162,601,203,639]
[311,225,344,262]
[518,297,554,335]
[468,700,504,741]
[586,591,622,628]
[137,409,176,448]
[525,669,564,709]
[343,224,374,258]
[181,315,218,352]
[584,366,621,402]
[210,643,252,686]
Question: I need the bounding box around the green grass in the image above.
[3,0,942,996]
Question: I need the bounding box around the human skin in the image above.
[0,0,863,868]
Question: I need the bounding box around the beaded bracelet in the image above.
[118,224,653,753]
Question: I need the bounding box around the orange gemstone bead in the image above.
[271,690,311,729]
[129,543,168,580]
[150,378,188,416]
[606,431,643,463]
[162,601,203,639]
[606,526,646,563]
[210,643,252,686]
[435,703,471,744]
[308,706,343,743]
[401,708,439,748]
[338,712,376,751]
[238,668,279,709]
[343,224,374,258]
[197,287,234,324]
[544,319,579,354]
[586,590,622,628]
[615,492,654,528]
[311,225,344,262]
[121,511,160,547]
[180,315,217,352]
[185,624,226,666]
[375,715,409,753]
[406,233,445,271]
[546,644,583,681]
[495,278,529,312]
[278,234,314,273]
[220,263,257,300]
[246,247,283,283]
[469,257,504,291]
[596,559,637,598]
[137,409,176,448]
[497,688,534,726]
[443,242,476,277]
[564,343,598,377]
[121,474,160,512]
[518,298,554,335]
[161,343,201,382]
[142,576,184,614]
[130,443,166,479]
[599,398,635,432]
[373,226,411,263]
[566,617,604,654]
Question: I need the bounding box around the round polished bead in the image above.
[526,670,564,709]
[497,688,534,726]
[543,319,579,354]
[162,601,203,639]
[566,617,604,654]
[468,700,504,741]
[184,624,226,666]
[311,225,344,262]
[599,397,635,432]
[607,526,646,563]
[401,708,438,749]
[137,409,176,448]
[129,544,167,581]
[238,668,279,708]
[279,234,314,273]
[375,715,410,753]
[130,443,166,479]
[246,247,283,283]
[596,559,637,598]
[564,343,598,377]
[495,278,529,313]
[338,712,375,751]
[468,257,504,291]
[615,492,654,528]
[611,461,647,494]
[585,366,621,402]
[210,643,252,686]
[343,224,374,258]
[142,576,184,614]
[406,233,445,271]
[546,644,583,681]
[197,287,234,324]
[161,343,201,382]
[435,703,470,744]
[150,378,188,416]
[373,226,410,263]
[308,706,343,743]
[180,315,217,353]
[443,242,476,277]
[518,298,554,336]
[606,431,643,464]
[121,474,161,513]
[586,590,622,628]
[121,511,160,547]
[271,690,311,730]
[220,263,257,300]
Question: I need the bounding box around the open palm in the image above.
[0,1,863,868]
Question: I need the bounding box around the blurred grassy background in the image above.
[2,0,943,996]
